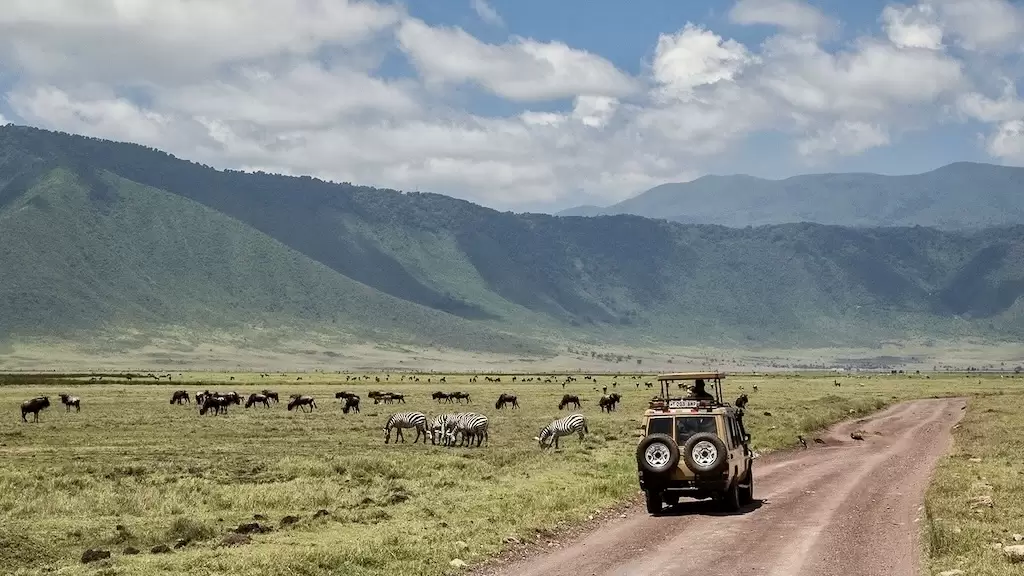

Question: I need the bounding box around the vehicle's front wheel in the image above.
[645,491,662,514]
[738,469,753,505]
[720,481,740,512]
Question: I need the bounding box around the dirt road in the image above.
[476,398,965,576]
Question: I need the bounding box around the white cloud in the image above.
[881,4,943,49]
[957,80,1024,123]
[729,0,835,37]
[0,0,1021,209]
[987,120,1024,162]
[397,19,638,101]
[797,121,890,156]
[927,0,1023,53]
[0,0,403,83]
[571,96,618,128]
[471,0,504,27]
[651,25,756,101]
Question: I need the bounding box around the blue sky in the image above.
[0,0,1021,211]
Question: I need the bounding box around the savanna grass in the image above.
[0,371,1016,575]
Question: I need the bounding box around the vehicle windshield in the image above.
[675,416,716,444]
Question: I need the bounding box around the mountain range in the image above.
[557,163,1024,229]
[0,125,1022,355]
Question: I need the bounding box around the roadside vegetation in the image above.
[0,371,1016,575]
[926,391,1024,575]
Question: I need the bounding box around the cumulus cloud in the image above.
[729,0,835,37]
[881,4,943,49]
[471,0,504,27]
[651,25,756,101]
[987,120,1024,162]
[0,0,1021,209]
[927,0,1023,53]
[397,19,638,101]
[0,0,403,83]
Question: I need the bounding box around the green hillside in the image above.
[0,125,1022,353]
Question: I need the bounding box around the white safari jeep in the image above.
[635,372,753,514]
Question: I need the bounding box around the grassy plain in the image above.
[926,390,1024,575]
[0,371,1018,576]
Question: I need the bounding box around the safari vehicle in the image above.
[635,372,753,514]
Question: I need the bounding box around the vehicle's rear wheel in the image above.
[738,469,753,505]
[645,491,662,514]
[720,481,740,512]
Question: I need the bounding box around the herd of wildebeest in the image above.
[16,374,649,448]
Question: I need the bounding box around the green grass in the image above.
[926,390,1024,575]
[0,372,1018,575]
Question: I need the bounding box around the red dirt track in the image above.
[476,398,965,576]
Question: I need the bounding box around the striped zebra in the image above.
[428,413,457,446]
[445,412,489,447]
[535,413,588,449]
[383,412,428,444]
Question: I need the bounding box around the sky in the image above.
[0,0,1022,212]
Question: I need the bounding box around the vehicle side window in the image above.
[647,418,672,437]
[728,417,743,447]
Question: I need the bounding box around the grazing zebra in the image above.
[445,412,489,447]
[429,413,457,445]
[535,413,588,449]
[58,393,81,413]
[383,412,428,444]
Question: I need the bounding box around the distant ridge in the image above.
[557,162,1024,229]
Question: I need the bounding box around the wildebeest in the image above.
[598,393,621,413]
[735,394,749,409]
[495,393,519,409]
[199,395,230,416]
[342,395,360,414]
[221,392,242,405]
[558,394,582,410]
[432,391,450,403]
[450,391,471,404]
[335,391,356,401]
[260,390,280,403]
[287,395,317,412]
[245,393,270,409]
[58,393,81,412]
[21,397,50,422]
[170,390,190,405]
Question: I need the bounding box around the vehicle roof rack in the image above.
[651,371,726,408]
[656,372,727,381]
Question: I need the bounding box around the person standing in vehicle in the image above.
[686,378,715,400]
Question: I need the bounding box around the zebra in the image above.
[535,413,588,449]
[428,413,456,445]
[383,412,428,444]
[445,413,489,447]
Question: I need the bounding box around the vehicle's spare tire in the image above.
[636,434,680,475]
[682,432,728,474]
